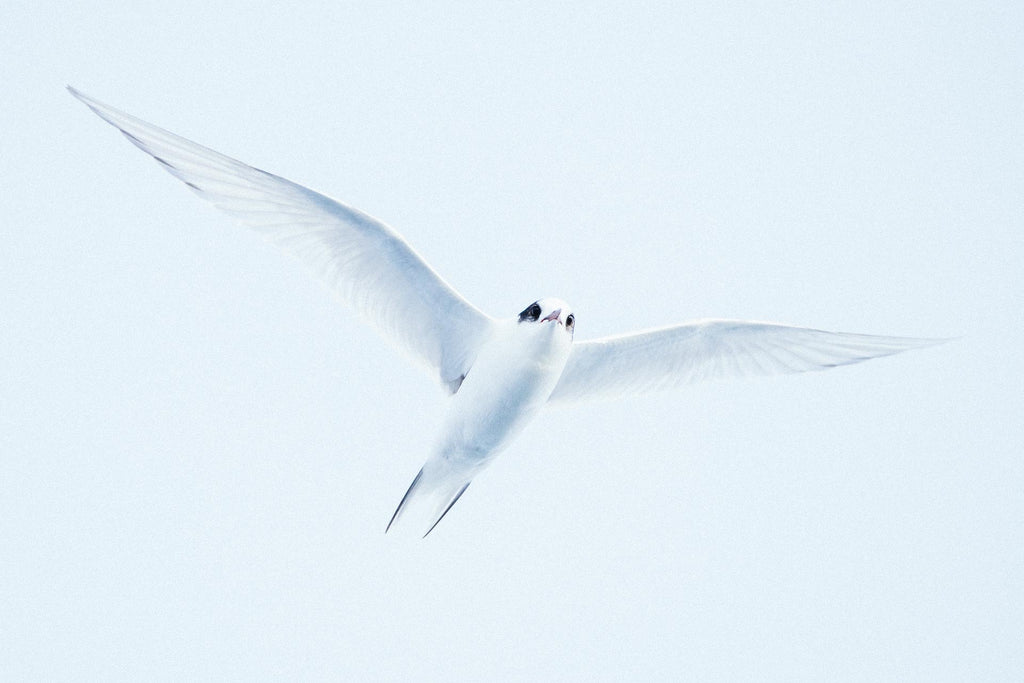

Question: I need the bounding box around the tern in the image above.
[69,87,944,536]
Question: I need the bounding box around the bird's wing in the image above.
[549,319,945,403]
[70,87,493,392]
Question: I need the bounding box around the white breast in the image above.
[437,320,572,462]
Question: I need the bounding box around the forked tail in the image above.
[386,466,472,538]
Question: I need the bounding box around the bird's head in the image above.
[517,298,575,338]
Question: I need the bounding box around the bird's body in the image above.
[390,303,574,533]
[70,87,946,536]
[442,310,572,461]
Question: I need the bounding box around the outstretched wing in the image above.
[70,87,493,392]
[549,319,945,403]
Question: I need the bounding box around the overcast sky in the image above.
[2,2,1022,680]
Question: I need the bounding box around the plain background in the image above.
[2,2,1022,680]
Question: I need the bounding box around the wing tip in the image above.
[67,84,100,111]
[871,334,956,354]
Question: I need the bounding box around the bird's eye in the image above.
[566,314,575,328]
[519,302,542,322]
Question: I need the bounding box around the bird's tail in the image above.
[386,463,472,538]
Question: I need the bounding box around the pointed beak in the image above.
[541,308,562,325]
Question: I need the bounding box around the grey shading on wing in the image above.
[549,319,945,403]
[69,86,493,393]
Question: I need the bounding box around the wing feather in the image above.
[70,87,493,390]
[549,319,945,403]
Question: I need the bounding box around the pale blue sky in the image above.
[2,2,1022,680]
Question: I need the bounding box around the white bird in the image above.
[69,87,945,536]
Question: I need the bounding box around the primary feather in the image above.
[68,86,492,392]
[550,320,945,403]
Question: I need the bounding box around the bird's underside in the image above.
[69,87,947,536]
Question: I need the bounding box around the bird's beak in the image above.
[541,309,562,325]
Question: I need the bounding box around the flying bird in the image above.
[69,87,944,536]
